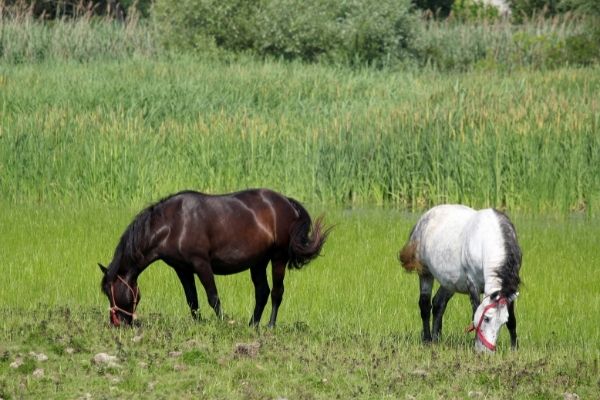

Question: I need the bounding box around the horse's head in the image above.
[99,264,141,327]
[471,292,517,353]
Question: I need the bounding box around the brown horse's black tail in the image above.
[286,198,330,269]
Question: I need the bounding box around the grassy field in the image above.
[0,204,599,398]
[1,59,599,212]
[1,57,599,398]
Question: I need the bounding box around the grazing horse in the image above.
[99,189,329,328]
[399,205,522,352]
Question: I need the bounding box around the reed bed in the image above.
[1,59,599,213]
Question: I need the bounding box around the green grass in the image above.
[1,204,599,398]
[0,8,157,64]
[1,59,600,212]
[1,9,599,399]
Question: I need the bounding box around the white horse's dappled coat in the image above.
[414,205,505,296]
[400,204,521,352]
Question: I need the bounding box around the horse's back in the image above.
[410,205,511,293]
[412,204,475,251]
[411,205,478,292]
[155,189,298,271]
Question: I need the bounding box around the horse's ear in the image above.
[98,263,108,275]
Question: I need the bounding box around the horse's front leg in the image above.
[193,258,223,320]
[431,286,454,341]
[249,261,270,327]
[507,300,518,349]
[267,258,287,328]
[174,267,200,320]
[466,279,481,317]
[419,275,434,342]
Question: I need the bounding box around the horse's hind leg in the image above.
[174,268,200,320]
[267,258,287,328]
[419,275,434,342]
[249,261,270,327]
[431,286,454,341]
[507,301,518,349]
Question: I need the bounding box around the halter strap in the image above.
[109,275,139,326]
[467,297,507,351]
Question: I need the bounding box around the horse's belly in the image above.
[211,262,251,275]
[421,250,469,293]
[210,244,272,275]
[434,272,469,294]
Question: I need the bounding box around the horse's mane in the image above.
[493,209,522,299]
[101,193,187,291]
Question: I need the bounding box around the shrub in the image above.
[150,0,260,53]
[412,0,455,17]
[451,0,502,21]
[510,0,564,22]
[562,24,600,65]
[151,0,418,66]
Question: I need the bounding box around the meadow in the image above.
[0,41,599,398]
[0,204,599,398]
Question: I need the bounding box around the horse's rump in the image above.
[286,197,330,269]
[399,241,424,275]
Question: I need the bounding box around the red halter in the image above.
[467,297,507,351]
[109,275,139,326]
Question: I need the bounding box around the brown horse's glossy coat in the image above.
[99,189,329,327]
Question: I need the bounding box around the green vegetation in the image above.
[1,206,598,398]
[152,0,417,66]
[1,1,598,69]
[0,4,157,64]
[1,2,598,398]
[1,59,599,212]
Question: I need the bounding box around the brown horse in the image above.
[99,189,329,327]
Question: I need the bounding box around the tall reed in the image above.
[0,0,158,63]
[1,59,598,213]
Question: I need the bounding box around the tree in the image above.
[412,0,455,18]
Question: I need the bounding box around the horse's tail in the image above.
[286,198,330,270]
[398,241,424,275]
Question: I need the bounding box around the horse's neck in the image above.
[483,265,503,296]
[111,255,146,282]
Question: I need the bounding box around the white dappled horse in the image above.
[399,205,522,352]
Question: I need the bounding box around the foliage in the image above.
[510,0,600,21]
[412,0,455,18]
[560,0,600,15]
[510,0,566,21]
[120,0,152,17]
[1,59,599,212]
[0,1,597,70]
[150,0,260,54]
[0,2,157,63]
[0,0,132,19]
[511,26,599,68]
[151,0,418,66]
[451,0,501,21]
[414,14,598,70]
[561,24,600,65]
